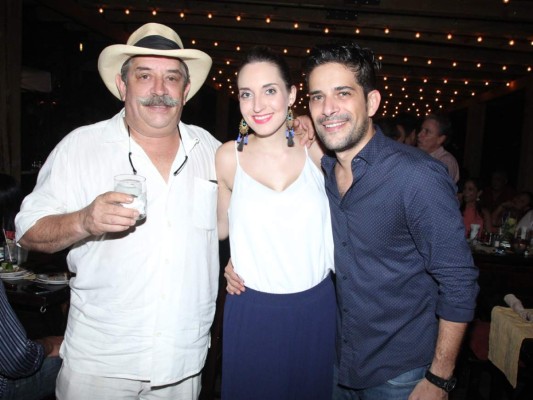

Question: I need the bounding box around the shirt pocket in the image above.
[193,177,218,230]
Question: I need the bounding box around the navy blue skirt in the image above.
[221,274,336,400]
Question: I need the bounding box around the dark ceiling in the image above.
[22,0,533,117]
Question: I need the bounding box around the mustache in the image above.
[138,95,181,107]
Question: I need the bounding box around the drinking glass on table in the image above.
[469,223,481,241]
[114,174,147,220]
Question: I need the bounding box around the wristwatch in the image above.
[424,370,457,392]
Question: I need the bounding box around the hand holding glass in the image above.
[114,174,147,220]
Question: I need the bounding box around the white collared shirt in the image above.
[16,109,221,386]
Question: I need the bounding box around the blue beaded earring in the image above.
[237,119,249,152]
[286,108,295,147]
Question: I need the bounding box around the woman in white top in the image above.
[216,47,335,400]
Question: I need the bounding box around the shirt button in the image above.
[343,308,348,313]
[342,276,347,281]
[155,332,161,337]
[342,242,347,246]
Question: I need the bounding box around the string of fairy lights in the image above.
[91,1,532,117]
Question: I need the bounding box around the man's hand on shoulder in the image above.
[294,115,316,148]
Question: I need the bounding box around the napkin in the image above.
[488,306,533,387]
[504,294,533,322]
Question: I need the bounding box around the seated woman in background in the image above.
[491,191,532,229]
[461,178,492,238]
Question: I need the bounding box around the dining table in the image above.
[469,243,533,397]
[471,244,533,320]
[1,250,70,338]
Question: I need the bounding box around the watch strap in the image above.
[424,369,457,392]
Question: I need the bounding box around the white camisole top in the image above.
[228,145,334,294]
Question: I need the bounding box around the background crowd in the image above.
[375,115,533,240]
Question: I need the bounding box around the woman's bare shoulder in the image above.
[216,140,237,176]
[216,140,236,158]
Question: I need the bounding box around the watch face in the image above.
[444,376,457,392]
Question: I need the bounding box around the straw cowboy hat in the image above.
[98,23,212,101]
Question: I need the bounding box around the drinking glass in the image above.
[114,174,147,220]
[469,224,481,241]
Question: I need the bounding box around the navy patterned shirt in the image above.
[322,130,479,389]
[0,283,44,396]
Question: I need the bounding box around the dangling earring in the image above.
[285,108,295,147]
[237,119,249,152]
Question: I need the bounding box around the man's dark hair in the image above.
[303,41,381,98]
[425,113,453,138]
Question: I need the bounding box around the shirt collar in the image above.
[430,146,446,158]
[321,126,385,178]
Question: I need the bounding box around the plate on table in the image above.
[0,265,31,280]
[35,273,70,285]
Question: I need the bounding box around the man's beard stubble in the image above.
[315,115,370,154]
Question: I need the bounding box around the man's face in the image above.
[117,56,190,137]
[417,118,445,153]
[307,62,379,155]
[463,180,480,203]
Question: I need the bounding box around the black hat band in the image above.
[134,35,182,50]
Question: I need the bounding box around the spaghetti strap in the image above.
[234,141,241,167]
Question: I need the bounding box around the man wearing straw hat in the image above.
[16,23,220,399]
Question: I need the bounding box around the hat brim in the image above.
[98,45,212,101]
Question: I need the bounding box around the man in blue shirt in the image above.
[0,283,62,399]
[303,42,478,399]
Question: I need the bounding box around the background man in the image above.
[417,113,460,183]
